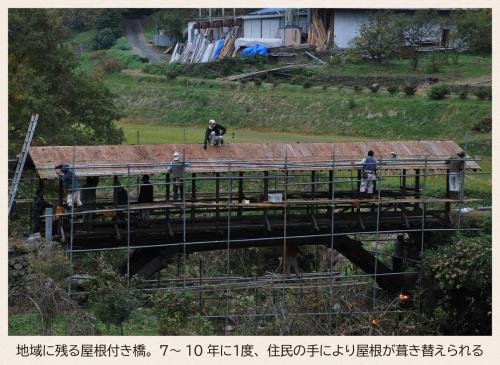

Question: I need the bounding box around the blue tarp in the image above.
[212,39,225,61]
[241,44,269,59]
[247,8,285,15]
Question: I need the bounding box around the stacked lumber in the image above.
[170,26,242,64]
[307,12,332,52]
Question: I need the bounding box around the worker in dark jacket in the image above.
[204,119,226,149]
[32,188,52,234]
[55,163,82,208]
[137,175,154,220]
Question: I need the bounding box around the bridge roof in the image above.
[28,141,479,178]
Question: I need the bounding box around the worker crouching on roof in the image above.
[352,150,378,199]
[204,119,226,149]
[167,152,191,201]
[447,151,466,199]
[55,163,83,209]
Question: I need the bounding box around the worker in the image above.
[137,175,154,220]
[167,152,191,201]
[352,150,377,198]
[55,163,82,209]
[285,243,302,277]
[116,186,129,205]
[447,151,466,198]
[203,119,226,149]
[32,188,52,235]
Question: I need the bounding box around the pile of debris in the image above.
[307,11,334,52]
[171,26,243,64]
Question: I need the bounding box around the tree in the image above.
[93,28,117,50]
[151,9,192,41]
[8,9,123,154]
[401,10,441,70]
[351,11,405,63]
[453,9,491,54]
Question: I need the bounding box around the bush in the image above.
[423,235,491,335]
[253,78,262,86]
[302,80,313,89]
[353,85,363,93]
[103,58,124,73]
[93,28,117,50]
[428,84,450,100]
[151,290,193,335]
[348,98,357,109]
[471,117,492,133]
[387,84,399,94]
[403,85,416,96]
[473,87,492,101]
[458,85,469,100]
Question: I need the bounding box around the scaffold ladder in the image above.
[8,113,38,216]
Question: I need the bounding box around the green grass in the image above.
[9,308,159,336]
[106,73,491,158]
[117,121,368,145]
[320,54,491,81]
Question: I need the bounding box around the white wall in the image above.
[333,10,369,48]
[244,17,282,39]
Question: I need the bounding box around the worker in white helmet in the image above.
[204,119,226,149]
[167,151,191,201]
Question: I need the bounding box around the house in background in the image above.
[186,8,454,49]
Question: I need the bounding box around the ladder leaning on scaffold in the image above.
[8,113,39,216]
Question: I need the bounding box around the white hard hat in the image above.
[173,152,180,160]
[209,119,216,124]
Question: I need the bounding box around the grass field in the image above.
[106,72,491,157]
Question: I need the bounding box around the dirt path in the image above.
[124,19,165,64]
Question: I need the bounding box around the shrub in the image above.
[387,84,399,94]
[151,290,193,335]
[322,84,328,90]
[458,85,469,100]
[353,85,362,93]
[85,258,138,335]
[473,87,492,101]
[428,84,450,100]
[348,98,357,109]
[302,80,313,89]
[369,83,380,93]
[103,58,124,73]
[403,85,416,96]
[253,78,262,86]
[471,117,492,133]
[93,28,117,50]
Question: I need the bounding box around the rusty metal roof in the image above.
[28,141,479,178]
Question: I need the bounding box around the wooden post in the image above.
[238,171,244,216]
[311,170,316,196]
[263,171,269,201]
[401,169,407,194]
[414,169,420,210]
[445,168,451,214]
[191,173,196,219]
[215,172,220,230]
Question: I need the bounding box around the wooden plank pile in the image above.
[307,12,333,52]
[170,26,242,64]
[216,63,314,81]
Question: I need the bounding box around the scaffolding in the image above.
[12,142,488,335]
